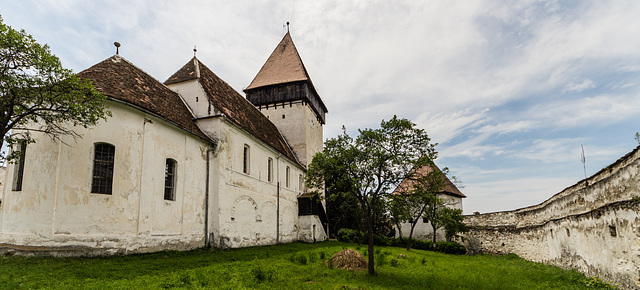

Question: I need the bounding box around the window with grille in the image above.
[243,144,250,174]
[91,143,115,194]
[12,141,27,191]
[164,158,177,201]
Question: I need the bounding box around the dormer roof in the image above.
[165,57,299,165]
[77,55,210,142]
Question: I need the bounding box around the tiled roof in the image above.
[393,163,466,198]
[245,32,309,90]
[77,55,210,142]
[165,57,299,164]
[244,32,328,122]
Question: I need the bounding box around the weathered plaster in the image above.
[465,146,640,289]
[0,101,210,254]
[397,194,463,241]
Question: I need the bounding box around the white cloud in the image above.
[3,0,640,214]
[563,79,596,93]
[463,176,575,214]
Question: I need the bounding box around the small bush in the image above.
[435,241,466,255]
[295,254,308,265]
[389,257,403,268]
[336,228,365,243]
[251,266,274,283]
[375,252,388,266]
[412,239,435,251]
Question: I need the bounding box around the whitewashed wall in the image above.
[465,147,640,289]
[397,194,463,241]
[0,101,211,254]
[204,117,306,248]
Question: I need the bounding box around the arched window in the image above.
[12,140,27,191]
[91,143,115,194]
[286,166,290,188]
[267,158,273,182]
[164,158,177,201]
[243,144,250,174]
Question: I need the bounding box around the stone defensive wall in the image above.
[464,146,640,289]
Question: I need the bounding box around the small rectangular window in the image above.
[267,158,273,182]
[243,144,250,174]
[286,166,290,188]
[164,158,177,201]
[299,174,304,192]
[12,141,27,191]
[91,143,115,194]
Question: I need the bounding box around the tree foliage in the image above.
[0,16,109,161]
[441,207,468,242]
[306,116,436,274]
[394,163,449,250]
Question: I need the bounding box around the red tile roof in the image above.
[77,55,211,142]
[246,32,309,90]
[244,32,327,114]
[393,163,466,198]
[165,57,299,165]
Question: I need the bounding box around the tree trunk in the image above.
[367,205,375,275]
[432,223,437,244]
[406,220,418,251]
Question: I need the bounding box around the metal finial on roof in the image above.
[193,45,197,57]
[286,22,290,33]
[114,42,121,55]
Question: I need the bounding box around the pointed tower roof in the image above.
[77,55,210,142]
[244,32,328,124]
[165,57,299,164]
[246,32,309,90]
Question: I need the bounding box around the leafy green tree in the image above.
[441,207,468,242]
[306,116,436,274]
[421,193,447,244]
[0,16,109,161]
[395,164,449,250]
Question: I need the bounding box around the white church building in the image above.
[0,32,329,255]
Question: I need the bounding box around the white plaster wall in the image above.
[167,80,216,119]
[298,215,327,243]
[397,194,463,241]
[208,117,306,248]
[0,101,210,253]
[258,102,323,166]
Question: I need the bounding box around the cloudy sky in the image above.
[2,0,640,214]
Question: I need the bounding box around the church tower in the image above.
[244,32,328,167]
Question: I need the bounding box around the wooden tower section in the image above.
[244,32,328,167]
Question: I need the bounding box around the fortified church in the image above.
[0,32,329,254]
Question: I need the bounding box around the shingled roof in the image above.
[246,32,310,90]
[393,163,466,198]
[77,55,210,142]
[244,32,328,123]
[165,57,299,164]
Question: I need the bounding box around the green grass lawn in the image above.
[0,241,614,289]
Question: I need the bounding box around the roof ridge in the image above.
[78,54,210,143]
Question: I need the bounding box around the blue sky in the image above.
[2,0,639,214]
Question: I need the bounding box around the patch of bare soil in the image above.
[326,249,367,270]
